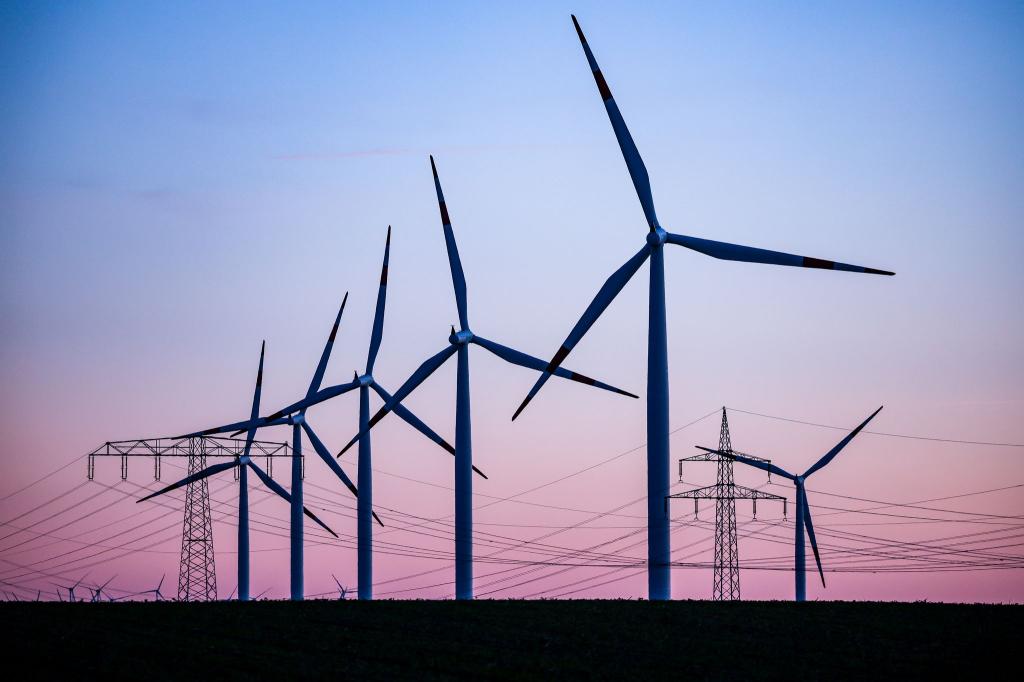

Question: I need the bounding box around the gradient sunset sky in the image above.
[1,1,1022,602]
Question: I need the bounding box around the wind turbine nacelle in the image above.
[450,329,474,346]
[357,373,374,387]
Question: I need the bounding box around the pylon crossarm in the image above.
[729,485,787,501]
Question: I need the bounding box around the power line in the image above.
[727,407,1024,447]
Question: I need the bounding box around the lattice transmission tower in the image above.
[87,436,293,602]
[668,408,785,600]
[177,437,217,601]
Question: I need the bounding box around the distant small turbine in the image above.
[699,406,883,601]
[141,343,337,602]
[136,574,169,602]
[513,15,894,601]
[55,575,88,603]
[338,156,637,600]
[90,575,117,603]
[331,574,349,600]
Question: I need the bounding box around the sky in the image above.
[1,1,1022,602]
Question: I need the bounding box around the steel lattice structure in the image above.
[669,408,786,600]
[87,436,294,601]
[177,438,217,601]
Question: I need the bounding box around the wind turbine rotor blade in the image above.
[665,233,894,276]
[430,155,469,329]
[179,416,265,439]
[571,15,659,230]
[307,293,348,399]
[247,459,295,505]
[513,245,650,420]
[137,460,239,502]
[695,446,795,480]
[803,406,884,478]
[802,493,826,588]
[473,334,637,401]
[239,341,267,459]
[228,415,291,438]
[262,380,361,424]
[338,345,458,457]
[300,422,360,499]
[303,507,338,538]
[366,226,391,373]
[250,341,266,421]
[371,382,487,479]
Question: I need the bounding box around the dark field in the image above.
[3,600,1018,679]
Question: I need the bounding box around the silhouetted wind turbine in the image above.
[189,300,366,602]
[139,574,167,602]
[338,156,637,600]
[221,232,460,600]
[90,575,117,602]
[141,343,337,602]
[513,15,895,601]
[55,574,88,603]
[699,406,883,600]
[331,574,349,600]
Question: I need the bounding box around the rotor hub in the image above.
[239,455,251,465]
[646,227,668,247]
[450,329,474,345]
[289,412,305,426]
[358,373,373,387]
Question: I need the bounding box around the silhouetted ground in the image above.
[2,600,1017,679]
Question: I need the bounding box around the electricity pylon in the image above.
[88,436,294,602]
[668,408,785,600]
[177,437,217,601]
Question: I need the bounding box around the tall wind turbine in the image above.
[223,228,461,600]
[699,406,883,600]
[185,298,367,601]
[512,16,895,601]
[338,156,638,600]
[140,343,337,602]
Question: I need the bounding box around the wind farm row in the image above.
[2,15,898,605]
[120,16,894,602]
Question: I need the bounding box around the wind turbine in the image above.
[331,574,349,600]
[218,233,459,600]
[90,575,117,602]
[140,343,337,602]
[338,156,638,600]
[137,574,168,602]
[55,575,88,603]
[190,299,361,601]
[512,15,895,601]
[698,406,883,600]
